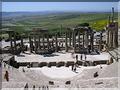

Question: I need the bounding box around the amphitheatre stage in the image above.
[15,51,111,67]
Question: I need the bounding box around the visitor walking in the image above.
[22,68,25,72]
[24,83,28,90]
[4,71,9,82]
[74,64,76,72]
[33,85,35,90]
[76,55,78,61]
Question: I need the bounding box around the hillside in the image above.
[2,12,118,34]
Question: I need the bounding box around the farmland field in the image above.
[2,12,118,34]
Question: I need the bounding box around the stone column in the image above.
[42,34,45,49]
[90,32,94,51]
[107,30,110,46]
[84,31,88,48]
[73,30,76,52]
[65,32,68,52]
[113,23,118,48]
[72,30,75,47]
[99,32,102,51]
[115,29,118,48]
[110,30,113,48]
[69,32,72,46]
[34,35,37,53]
[78,30,80,48]
[13,32,17,54]
[47,34,50,49]
[38,35,41,50]
[9,32,14,54]
[21,35,24,52]
[55,33,58,52]
[52,38,54,48]
[83,32,85,48]
[29,35,32,53]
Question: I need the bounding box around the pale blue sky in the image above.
[2,2,118,12]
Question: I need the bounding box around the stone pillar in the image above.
[99,32,102,51]
[73,30,76,52]
[72,30,75,47]
[107,30,110,46]
[110,30,113,48]
[112,7,114,23]
[90,32,94,51]
[38,35,41,50]
[84,31,88,48]
[83,33,85,48]
[78,30,80,48]
[47,34,50,49]
[107,16,110,47]
[21,35,24,52]
[52,38,54,48]
[69,32,72,46]
[42,34,45,49]
[9,32,14,54]
[13,32,17,54]
[65,32,68,52]
[113,23,118,48]
[34,35,37,53]
[29,36,33,53]
[55,33,58,52]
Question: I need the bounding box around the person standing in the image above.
[24,83,28,90]
[76,55,78,61]
[80,54,83,60]
[85,54,87,60]
[4,71,9,82]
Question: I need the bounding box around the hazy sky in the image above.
[2,2,118,12]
